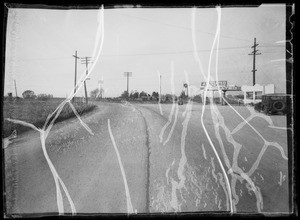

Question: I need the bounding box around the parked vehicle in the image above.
[255,93,288,115]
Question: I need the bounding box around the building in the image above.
[241,84,275,104]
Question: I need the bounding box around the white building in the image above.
[241,84,275,104]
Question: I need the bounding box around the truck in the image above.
[255,93,288,115]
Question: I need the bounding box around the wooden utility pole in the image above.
[81,56,92,104]
[72,50,80,102]
[248,38,261,86]
[159,74,162,102]
[14,80,18,97]
[124,72,132,98]
[99,77,104,98]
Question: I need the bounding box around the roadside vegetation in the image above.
[3,99,96,138]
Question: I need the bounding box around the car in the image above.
[260,93,288,115]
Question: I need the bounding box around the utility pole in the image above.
[72,50,80,102]
[124,72,132,98]
[81,56,92,104]
[159,74,162,102]
[99,77,104,99]
[248,37,261,86]
[14,80,18,97]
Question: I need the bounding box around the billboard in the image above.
[200,81,227,89]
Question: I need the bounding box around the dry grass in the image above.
[3,99,96,138]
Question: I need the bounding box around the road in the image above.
[4,101,289,215]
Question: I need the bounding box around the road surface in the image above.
[4,101,289,215]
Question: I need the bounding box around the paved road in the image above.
[4,101,289,215]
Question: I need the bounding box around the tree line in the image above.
[120,90,159,99]
[5,90,54,101]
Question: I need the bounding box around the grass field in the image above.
[2,99,96,138]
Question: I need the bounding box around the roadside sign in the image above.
[200,81,227,87]
[200,81,227,90]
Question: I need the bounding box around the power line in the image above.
[115,12,253,43]
[17,57,72,61]
[101,45,283,57]
[9,45,284,62]
[114,12,287,47]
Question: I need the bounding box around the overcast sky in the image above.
[4,4,286,98]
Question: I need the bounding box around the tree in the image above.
[90,88,105,99]
[129,90,139,99]
[121,90,129,98]
[193,95,202,103]
[139,91,147,97]
[133,91,139,99]
[90,88,99,99]
[152,91,159,99]
[165,93,176,102]
[22,90,36,99]
[179,90,186,98]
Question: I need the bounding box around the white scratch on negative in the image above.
[2,130,17,149]
[4,5,105,215]
[268,125,291,130]
[201,144,207,160]
[192,6,233,213]
[269,59,286,62]
[278,171,283,186]
[107,119,134,214]
[159,62,176,144]
[157,70,163,116]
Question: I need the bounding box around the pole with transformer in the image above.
[81,56,92,104]
[248,38,261,86]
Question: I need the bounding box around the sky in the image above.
[4,4,287,98]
